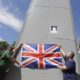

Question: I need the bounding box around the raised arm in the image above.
[13,43,23,53]
[60,45,66,56]
[9,57,19,65]
[57,65,67,70]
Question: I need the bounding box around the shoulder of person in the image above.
[4,50,9,53]
[3,50,10,55]
[70,59,75,63]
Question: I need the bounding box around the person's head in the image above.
[8,46,14,52]
[66,51,75,59]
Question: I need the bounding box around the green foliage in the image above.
[0,41,9,51]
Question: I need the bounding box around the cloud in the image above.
[0,9,23,32]
[0,1,23,32]
[0,36,5,41]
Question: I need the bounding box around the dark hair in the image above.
[70,51,75,58]
[8,46,14,49]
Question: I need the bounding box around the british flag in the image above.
[20,44,63,69]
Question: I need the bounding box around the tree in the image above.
[0,41,9,52]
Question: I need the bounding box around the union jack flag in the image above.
[20,44,63,69]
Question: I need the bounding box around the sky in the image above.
[0,0,31,44]
[71,0,80,41]
[0,0,80,44]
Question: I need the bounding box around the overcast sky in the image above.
[0,0,80,44]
